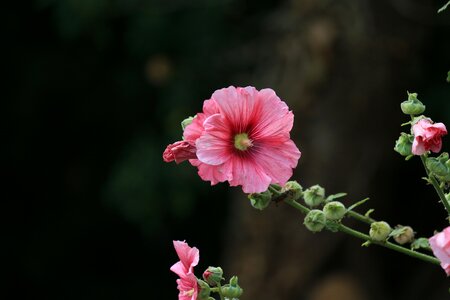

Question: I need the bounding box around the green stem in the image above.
[346,210,376,224]
[284,199,440,265]
[420,155,450,220]
[216,282,224,300]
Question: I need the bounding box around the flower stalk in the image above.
[284,199,440,265]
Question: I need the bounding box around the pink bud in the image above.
[163,141,197,164]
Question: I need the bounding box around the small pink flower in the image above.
[163,141,197,164]
[170,241,200,300]
[175,273,199,300]
[412,119,447,155]
[429,226,450,276]
[183,86,301,193]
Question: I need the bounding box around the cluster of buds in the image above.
[171,241,243,300]
[302,185,347,233]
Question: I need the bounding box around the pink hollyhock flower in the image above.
[163,141,197,164]
[183,86,301,193]
[412,119,447,155]
[174,273,199,300]
[170,241,200,300]
[429,227,450,276]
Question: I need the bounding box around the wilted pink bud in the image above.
[163,141,197,164]
[429,227,450,276]
[412,119,447,155]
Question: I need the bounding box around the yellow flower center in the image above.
[234,133,252,151]
[183,288,195,297]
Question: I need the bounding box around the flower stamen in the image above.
[234,133,252,151]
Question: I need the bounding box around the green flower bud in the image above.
[323,201,346,220]
[181,116,195,131]
[221,276,243,298]
[282,181,303,201]
[400,92,426,115]
[391,226,415,245]
[369,221,392,242]
[304,185,325,207]
[425,157,449,177]
[304,209,326,232]
[394,133,413,157]
[203,266,223,286]
[248,190,272,210]
[197,279,211,300]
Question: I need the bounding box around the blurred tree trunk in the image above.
[222,1,448,299]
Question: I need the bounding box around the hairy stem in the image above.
[284,199,440,265]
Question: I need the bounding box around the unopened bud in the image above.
[304,185,325,207]
[392,226,415,245]
[181,116,195,131]
[370,221,392,242]
[394,133,413,157]
[197,279,211,300]
[426,157,449,178]
[203,266,223,286]
[248,190,272,210]
[283,181,303,201]
[400,92,426,115]
[304,209,326,233]
[221,276,243,298]
[323,201,346,220]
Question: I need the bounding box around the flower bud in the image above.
[426,157,449,177]
[323,201,346,220]
[394,133,413,157]
[282,181,303,201]
[248,190,272,210]
[181,116,195,130]
[392,226,415,245]
[221,276,243,298]
[197,279,211,300]
[400,92,426,115]
[304,185,325,207]
[369,221,392,242]
[304,209,326,233]
[203,266,223,286]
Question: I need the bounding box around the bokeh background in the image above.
[5,0,450,299]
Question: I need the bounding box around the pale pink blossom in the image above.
[170,241,200,300]
[429,226,450,276]
[184,86,301,193]
[163,141,197,164]
[412,119,447,155]
[170,240,199,277]
[175,273,198,300]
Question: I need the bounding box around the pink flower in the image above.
[170,241,200,300]
[183,86,301,193]
[429,227,450,276]
[163,141,197,164]
[412,119,447,155]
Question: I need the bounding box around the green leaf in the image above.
[347,197,370,212]
[389,226,408,238]
[447,70,450,83]
[365,209,375,218]
[325,192,347,202]
[438,1,450,13]
[411,238,431,251]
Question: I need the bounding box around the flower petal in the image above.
[228,156,272,193]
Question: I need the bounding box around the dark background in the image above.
[4,0,450,299]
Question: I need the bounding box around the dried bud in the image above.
[400,92,425,115]
[304,209,326,233]
[392,226,415,245]
[394,133,413,157]
[323,201,346,220]
[221,276,243,298]
[304,185,325,207]
[248,190,272,210]
[197,279,211,300]
[370,221,392,242]
[202,266,223,286]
